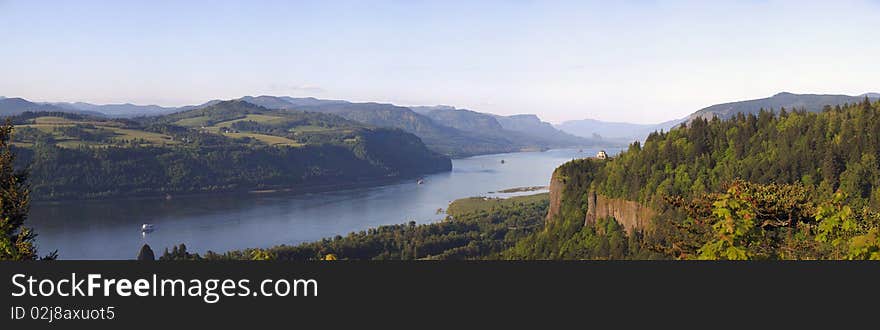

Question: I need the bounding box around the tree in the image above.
[159,243,202,260]
[249,249,275,260]
[847,228,880,260]
[0,120,52,260]
[814,192,857,259]
[137,244,155,261]
[697,182,760,260]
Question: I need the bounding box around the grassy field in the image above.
[211,115,337,135]
[16,115,317,149]
[288,124,330,133]
[199,114,304,146]
[222,132,303,146]
[173,116,212,127]
[213,114,289,126]
[33,116,75,124]
[446,193,549,218]
[15,116,178,148]
[32,116,124,127]
[109,127,177,145]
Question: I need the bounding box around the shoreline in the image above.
[32,171,442,205]
[31,148,587,259]
[31,147,614,205]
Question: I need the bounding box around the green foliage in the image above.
[10,104,451,200]
[815,192,857,246]
[593,99,880,207]
[446,193,548,217]
[249,249,276,261]
[0,120,54,260]
[847,228,880,260]
[696,181,814,260]
[528,98,880,260]
[197,194,549,260]
[159,243,201,261]
[698,184,758,260]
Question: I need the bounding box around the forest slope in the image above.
[513,97,880,260]
[11,101,450,200]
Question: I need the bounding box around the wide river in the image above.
[29,148,619,259]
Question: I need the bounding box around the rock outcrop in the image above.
[545,159,654,233]
[585,191,654,233]
[545,169,564,222]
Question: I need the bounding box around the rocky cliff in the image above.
[585,191,655,233]
[545,164,654,233]
[545,169,565,222]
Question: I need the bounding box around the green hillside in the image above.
[510,97,880,260]
[11,101,451,200]
[163,98,880,261]
[238,96,601,157]
[689,92,878,120]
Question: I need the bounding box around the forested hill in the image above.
[558,92,879,143]
[159,98,880,261]
[0,97,105,117]
[239,96,599,157]
[688,92,879,121]
[597,96,880,203]
[510,97,880,260]
[11,101,451,201]
[4,95,607,157]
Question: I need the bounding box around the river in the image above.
[28,148,620,259]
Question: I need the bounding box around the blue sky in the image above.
[1,0,878,123]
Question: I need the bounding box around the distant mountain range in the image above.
[1,96,601,158]
[235,97,599,157]
[49,102,181,117]
[556,118,683,144]
[558,92,879,142]
[0,97,105,117]
[8,91,875,155]
[410,105,591,150]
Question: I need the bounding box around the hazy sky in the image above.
[1,0,878,124]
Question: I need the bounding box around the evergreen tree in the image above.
[0,120,52,260]
[137,244,155,261]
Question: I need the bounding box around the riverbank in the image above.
[30,148,613,259]
[160,193,551,260]
[489,186,548,194]
[32,171,443,205]
[445,193,549,218]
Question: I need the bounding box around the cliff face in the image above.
[585,191,654,233]
[545,169,564,222]
[545,158,652,232]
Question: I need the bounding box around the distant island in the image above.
[489,186,548,194]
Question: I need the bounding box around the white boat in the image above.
[141,224,155,233]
